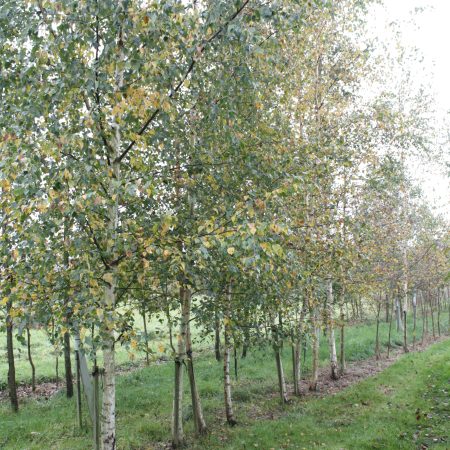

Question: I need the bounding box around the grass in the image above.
[196,338,450,450]
[0,312,448,450]
[0,313,208,388]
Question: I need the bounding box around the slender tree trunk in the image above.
[358,295,364,321]
[6,300,18,412]
[272,322,288,403]
[412,291,417,350]
[55,356,59,388]
[233,347,238,381]
[309,304,320,391]
[447,286,450,334]
[326,279,338,380]
[429,290,436,339]
[172,286,188,448]
[293,300,305,396]
[385,293,390,323]
[339,286,346,376]
[184,288,207,436]
[436,290,441,337]
[241,326,249,359]
[101,321,116,449]
[421,291,426,345]
[63,219,73,398]
[63,331,73,398]
[351,299,356,321]
[142,308,150,366]
[375,302,381,360]
[403,311,409,353]
[100,14,124,448]
[75,348,83,428]
[395,297,403,332]
[26,325,36,392]
[223,282,237,426]
[387,296,394,358]
[291,332,297,393]
[214,308,221,361]
[166,307,174,354]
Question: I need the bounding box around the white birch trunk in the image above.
[224,282,237,425]
[309,303,320,391]
[101,18,123,447]
[171,286,188,447]
[326,279,338,380]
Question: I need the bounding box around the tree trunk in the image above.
[63,331,73,398]
[63,218,73,398]
[385,293,390,323]
[387,296,394,358]
[309,305,320,391]
[412,290,417,350]
[293,300,306,396]
[172,358,184,448]
[326,279,338,380]
[272,322,288,403]
[436,290,441,337]
[403,311,409,353]
[26,325,36,392]
[6,300,18,412]
[142,308,150,366]
[99,16,123,449]
[429,290,436,339]
[214,308,221,361]
[223,282,237,426]
[339,290,346,376]
[241,326,249,359]
[375,302,381,360]
[184,288,207,436]
[171,286,188,448]
[75,349,83,428]
[101,327,116,450]
[421,290,426,345]
[447,286,450,334]
[395,297,403,332]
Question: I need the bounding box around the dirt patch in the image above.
[0,380,65,402]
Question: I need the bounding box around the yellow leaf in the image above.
[63,168,72,181]
[227,247,235,255]
[9,307,22,318]
[131,339,138,350]
[96,308,104,319]
[1,179,11,192]
[248,223,256,235]
[102,273,114,285]
[1,296,9,306]
[158,344,165,353]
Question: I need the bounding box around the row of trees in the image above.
[1,1,449,449]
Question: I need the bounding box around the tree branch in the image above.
[114,0,251,164]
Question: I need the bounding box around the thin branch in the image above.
[115,0,251,164]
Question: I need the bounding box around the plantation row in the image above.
[1,1,448,450]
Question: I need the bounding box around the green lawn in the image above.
[0,315,448,449]
[0,313,203,388]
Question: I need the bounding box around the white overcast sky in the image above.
[369,0,450,220]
